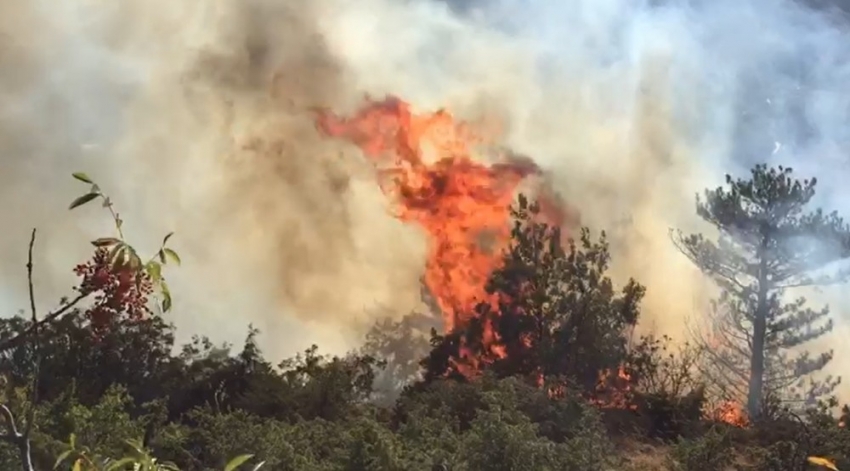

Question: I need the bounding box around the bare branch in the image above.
[25,229,36,327]
[0,404,19,438]
[23,229,38,438]
[0,404,33,471]
[0,293,88,353]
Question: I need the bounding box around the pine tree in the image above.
[673,164,850,419]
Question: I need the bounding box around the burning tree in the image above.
[315,96,575,356]
[315,95,647,405]
[422,194,645,394]
[673,164,850,420]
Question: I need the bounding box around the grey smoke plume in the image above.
[2,0,850,398]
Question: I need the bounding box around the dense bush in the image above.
[667,426,734,471]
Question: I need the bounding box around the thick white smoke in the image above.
[2,0,850,397]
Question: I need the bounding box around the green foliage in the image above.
[176,409,312,470]
[555,404,618,471]
[39,385,144,461]
[743,400,850,471]
[393,374,617,470]
[53,434,262,471]
[754,440,810,471]
[628,335,706,440]
[667,426,734,471]
[53,436,181,471]
[342,417,405,471]
[441,376,617,471]
[459,405,557,471]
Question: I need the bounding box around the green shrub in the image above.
[667,426,733,471]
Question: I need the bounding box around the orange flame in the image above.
[706,400,749,428]
[316,97,566,357]
[316,97,652,412]
[592,366,639,410]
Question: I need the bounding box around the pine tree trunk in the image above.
[747,240,770,419]
[747,297,767,419]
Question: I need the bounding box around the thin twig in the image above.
[25,229,36,329]
[24,228,38,438]
[0,293,88,352]
[103,197,125,241]
[0,230,42,471]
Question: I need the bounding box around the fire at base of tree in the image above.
[1,97,850,471]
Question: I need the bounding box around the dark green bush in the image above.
[667,426,734,471]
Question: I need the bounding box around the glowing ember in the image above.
[315,96,561,339]
[699,333,750,427]
[706,400,749,428]
[592,366,639,410]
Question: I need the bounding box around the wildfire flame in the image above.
[592,366,639,411]
[316,97,645,407]
[808,456,840,471]
[708,400,749,428]
[315,96,566,339]
[313,97,844,425]
[700,333,750,427]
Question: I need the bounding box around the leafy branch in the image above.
[69,172,180,313]
[0,172,182,470]
[54,436,265,471]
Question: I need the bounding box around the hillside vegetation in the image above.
[1,165,849,471]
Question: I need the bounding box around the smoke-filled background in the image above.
[2,0,850,393]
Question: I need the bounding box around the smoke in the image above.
[2,0,850,395]
[0,0,429,355]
